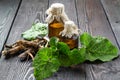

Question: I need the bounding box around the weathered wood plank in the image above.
[0,0,21,53]
[46,0,86,80]
[101,0,120,48]
[76,0,120,80]
[76,0,118,42]
[0,0,48,80]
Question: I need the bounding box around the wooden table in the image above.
[0,0,120,80]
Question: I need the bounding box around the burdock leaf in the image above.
[80,33,118,62]
[33,48,60,80]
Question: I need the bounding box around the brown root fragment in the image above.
[18,48,35,61]
[8,45,25,55]
[5,44,13,48]
[18,50,28,61]
[2,45,25,55]
[27,52,34,60]
[2,38,48,61]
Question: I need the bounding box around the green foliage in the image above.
[56,42,85,66]
[49,37,59,47]
[57,42,72,67]
[57,42,70,55]
[33,48,60,80]
[80,32,118,61]
[69,48,86,65]
[22,23,48,40]
[33,32,118,80]
[80,32,92,47]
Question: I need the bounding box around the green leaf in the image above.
[56,42,72,67]
[57,42,70,54]
[21,29,40,40]
[56,42,86,66]
[22,23,48,40]
[57,53,72,67]
[80,32,93,47]
[69,48,86,65]
[33,48,60,80]
[49,37,59,47]
[80,32,118,62]
[86,37,118,61]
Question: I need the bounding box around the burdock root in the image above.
[2,37,48,61]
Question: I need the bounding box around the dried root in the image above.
[2,37,48,61]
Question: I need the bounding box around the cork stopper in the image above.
[45,3,69,23]
[59,21,79,38]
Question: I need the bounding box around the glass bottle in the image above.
[48,19,64,40]
[59,21,79,49]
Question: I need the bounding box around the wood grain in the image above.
[0,0,120,80]
[76,0,120,80]
[0,0,21,53]
[101,0,120,48]
[0,0,48,80]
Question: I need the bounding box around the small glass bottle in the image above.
[48,19,64,40]
[59,21,79,49]
[45,3,66,40]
